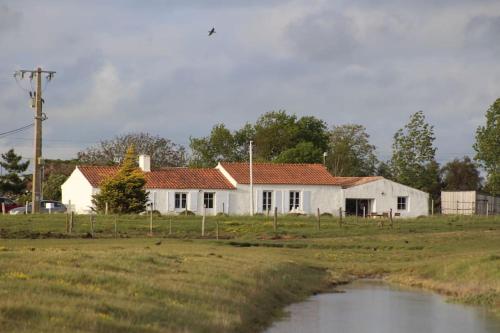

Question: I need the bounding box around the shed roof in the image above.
[77,166,235,190]
[219,162,341,186]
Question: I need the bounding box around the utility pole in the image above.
[14,67,55,213]
[249,140,254,216]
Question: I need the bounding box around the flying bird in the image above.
[208,27,216,36]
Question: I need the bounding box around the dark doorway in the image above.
[345,199,371,216]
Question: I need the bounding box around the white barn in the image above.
[61,155,429,217]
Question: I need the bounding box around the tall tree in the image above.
[43,174,68,201]
[295,116,329,152]
[474,98,500,195]
[0,149,30,196]
[390,111,440,198]
[276,142,323,163]
[78,132,186,168]
[189,124,242,167]
[253,110,298,161]
[441,156,482,191]
[92,145,148,214]
[326,124,378,176]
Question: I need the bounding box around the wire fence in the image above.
[441,200,500,216]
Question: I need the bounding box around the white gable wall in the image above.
[61,167,95,214]
[343,179,429,217]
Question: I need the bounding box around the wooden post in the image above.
[105,202,109,215]
[1,202,5,215]
[25,201,29,214]
[90,214,95,238]
[317,208,321,231]
[363,206,366,219]
[216,221,219,240]
[114,216,117,239]
[273,207,278,232]
[69,212,74,234]
[486,201,489,217]
[169,218,172,235]
[456,200,459,215]
[202,204,206,237]
[389,208,393,228]
[431,199,434,216]
[222,202,225,215]
[65,213,69,233]
[338,207,342,227]
[149,206,153,237]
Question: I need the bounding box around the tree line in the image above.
[1,98,498,205]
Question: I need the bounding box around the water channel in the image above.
[265,280,500,333]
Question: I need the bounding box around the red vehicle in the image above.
[0,197,20,213]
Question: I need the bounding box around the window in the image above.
[175,193,187,209]
[204,192,214,209]
[262,191,272,212]
[397,196,407,210]
[289,191,300,211]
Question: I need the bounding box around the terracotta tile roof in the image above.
[77,166,235,190]
[219,162,341,186]
[332,176,383,188]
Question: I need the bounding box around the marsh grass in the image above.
[0,215,498,332]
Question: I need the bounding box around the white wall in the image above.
[228,184,343,216]
[343,179,429,217]
[147,189,232,216]
[61,167,95,214]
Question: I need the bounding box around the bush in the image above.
[178,210,195,216]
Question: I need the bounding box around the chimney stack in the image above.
[138,155,151,172]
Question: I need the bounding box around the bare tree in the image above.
[77,133,187,168]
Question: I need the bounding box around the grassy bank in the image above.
[0,215,499,332]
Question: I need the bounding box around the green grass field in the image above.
[0,214,499,332]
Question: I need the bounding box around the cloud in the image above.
[0,4,21,33]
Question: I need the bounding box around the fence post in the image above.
[456,200,459,215]
[65,213,69,233]
[149,206,153,237]
[69,212,74,234]
[363,206,366,219]
[431,199,434,216]
[90,214,95,238]
[169,218,172,235]
[389,208,393,228]
[273,207,278,232]
[1,202,5,215]
[317,208,321,231]
[105,202,109,215]
[114,216,117,239]
[216,221,219,240]
[338,207,342,227]
[486,201,489,217]
[222,202,225,215]
[202,204,206,237]
[25,201,29,214]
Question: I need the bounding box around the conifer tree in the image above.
[92,145,148,214]
[0,149,30,196]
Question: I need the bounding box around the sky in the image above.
[0,0,499,167]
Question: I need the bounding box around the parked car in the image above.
[9,200,67,214]
[0,197,20,213]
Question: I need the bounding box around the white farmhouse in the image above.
[61,155,429,217]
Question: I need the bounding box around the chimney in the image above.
[138,155,151,172]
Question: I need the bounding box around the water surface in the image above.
[266,280,500,333]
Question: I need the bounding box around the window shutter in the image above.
[256,190,263,213]
[189,191,198,212]
[275,191,282,213]
[302,191,311,213]
[284,191,290,213]
[168,191,175,212]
